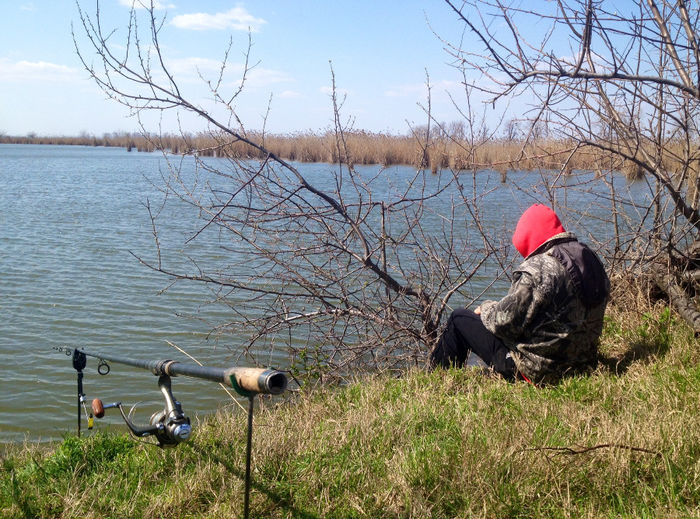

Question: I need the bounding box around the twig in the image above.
[519,443,661,457]
[165,340,245,411]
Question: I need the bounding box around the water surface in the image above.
[0,144,651,442]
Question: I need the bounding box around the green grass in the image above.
[2,304,699,518]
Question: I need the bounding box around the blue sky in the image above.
[0,1,482,136]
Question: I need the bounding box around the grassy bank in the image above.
[2,303,699,518]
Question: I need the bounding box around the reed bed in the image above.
[3,131,695,179]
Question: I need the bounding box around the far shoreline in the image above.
[0,132,644,177]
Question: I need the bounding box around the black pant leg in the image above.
[430,308,472,368]
[430,308,516,378]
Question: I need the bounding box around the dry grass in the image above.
[4,131,693,178]
[2,299,698,518]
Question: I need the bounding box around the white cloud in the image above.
[0,59,79,83]
[247,68,292,87]
[171,7,266,32]
[278,90,301,99]
[118,0,175,9]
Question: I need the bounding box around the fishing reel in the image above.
[92,374,191,448]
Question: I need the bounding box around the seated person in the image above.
[430,203,610,384]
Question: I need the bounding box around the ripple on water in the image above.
[0,144,655,443]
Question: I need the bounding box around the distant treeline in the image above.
[0,131,656,176]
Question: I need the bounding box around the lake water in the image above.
[0,144,651,443]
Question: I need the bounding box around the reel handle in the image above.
[91,398,161,437]
[92,398,104,418]
[91,398,121,419]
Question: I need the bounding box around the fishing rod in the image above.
[55,346,288,519]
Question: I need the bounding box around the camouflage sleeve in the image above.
[479,270,538,342]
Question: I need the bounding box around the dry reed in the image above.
[2,131,696,179]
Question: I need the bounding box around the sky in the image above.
[0,1,483,137]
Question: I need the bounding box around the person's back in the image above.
[430,203,610,384]
[480,232,609,383]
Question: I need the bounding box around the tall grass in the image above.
[2,300,698,518]
[1,131,681,177]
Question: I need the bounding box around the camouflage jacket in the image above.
[479,232,610,384]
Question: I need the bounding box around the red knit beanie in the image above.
[512,204,566,257]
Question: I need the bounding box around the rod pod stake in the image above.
[72,349,87,437]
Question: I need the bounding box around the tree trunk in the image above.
[651,262,700,337]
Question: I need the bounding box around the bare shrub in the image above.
[73,2,513,380]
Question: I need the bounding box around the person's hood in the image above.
[512,204,566,258]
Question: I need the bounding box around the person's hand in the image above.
[474,306,481,315]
